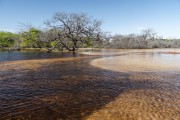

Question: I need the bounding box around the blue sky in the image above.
[0,0,180,38]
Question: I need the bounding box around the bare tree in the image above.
[45,12,102,51]
[110,34,139,49]
[141,29,157,48]
[105,29,163,49]
[172,39,180,47]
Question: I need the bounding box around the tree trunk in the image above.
[71,41,77,51]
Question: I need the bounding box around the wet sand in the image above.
[0,49,180,120]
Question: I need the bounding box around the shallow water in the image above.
[0,51,81,62]
[91,50,180,72]
[0,49,180,120]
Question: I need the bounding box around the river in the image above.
[0,49,179,120]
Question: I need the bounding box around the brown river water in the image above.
[0,49,180,120]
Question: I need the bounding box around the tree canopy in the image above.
[0,31,18,48]
[20,28,42,48]
[45,12,102,51]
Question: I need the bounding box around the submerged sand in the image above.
[89,49,180,72]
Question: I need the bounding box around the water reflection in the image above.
[0,51,83,62]
[0,49,180,120]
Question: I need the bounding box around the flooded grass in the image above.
[0,49,180,120]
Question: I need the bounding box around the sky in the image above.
[0,0,180,38]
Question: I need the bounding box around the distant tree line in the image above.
[102,29,180,49]
[0,12,180,52]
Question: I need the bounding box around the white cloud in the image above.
[0,29,17,33]
[137,27,146,30]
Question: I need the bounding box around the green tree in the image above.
[0,31,17,48]
[20,28,42,48]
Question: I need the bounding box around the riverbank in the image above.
[1,47,180,53]
[0,47,101,53]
